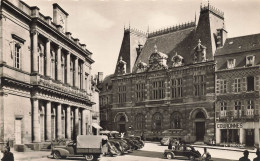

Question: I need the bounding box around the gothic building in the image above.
[0,0,100,151]
[99,4,226,143]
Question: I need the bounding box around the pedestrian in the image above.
[202,147,211,161]
[168,140,172,150]
[253,149,260,161]
[1,146,14,161]
[239,150,250,161]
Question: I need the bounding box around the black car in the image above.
[163,145,201,160]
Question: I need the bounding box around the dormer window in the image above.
[246,55,255,67]
[227,59,236,69]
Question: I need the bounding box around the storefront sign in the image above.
[216,123,243,129]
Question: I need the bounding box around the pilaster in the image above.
[45,39,51,77]
[66,106,71,139]
[32,31,38,73]
[46,101,51,141]
[57,104,62,139]
[32,99,40,142]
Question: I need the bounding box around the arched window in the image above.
[170,112,182,129]
[152,112,162,130]
[50,51,55,79]
[119,116,126,122]
[38,44,44,75]
[136,114,145,130]
[196,111,206,119]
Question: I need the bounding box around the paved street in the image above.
[13,142,259,161]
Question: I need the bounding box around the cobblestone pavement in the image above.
[14,142,258,161]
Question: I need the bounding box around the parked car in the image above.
[107,140,121,156]
[51,135,108,161]
[163,145,201,160]
[160,136,179,146]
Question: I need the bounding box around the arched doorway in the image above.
[195,111,206,141]
[117,115,126,133]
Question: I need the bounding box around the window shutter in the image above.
[255,76,260,91]
[242,77,247,92]
[216,79,220,94]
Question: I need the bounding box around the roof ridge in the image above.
[227,33,260,40]
[148,21,195,38]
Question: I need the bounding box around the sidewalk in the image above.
[191,144,256,153]
[11,149,50,161]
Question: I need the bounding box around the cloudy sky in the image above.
[23,0,260,77]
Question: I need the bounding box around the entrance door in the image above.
[15,118,22,144]
[246,129,254,146]
[119,124,126,133]
[196,122,205,141]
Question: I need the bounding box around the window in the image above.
[70,60,75,86]
[50,51,55,79]
[234,101,241,118]
[194,75,206,96]
[170,113,182,129]
[246,55,255,66]
[136,83,145,101]
[247,76,254,91]
[227,59,236,69]
[136,114,145,130]
[118,86,126,103]
[61,55,65,83]
[220,102,227,117]
[85,73,89,91]
[247,100,254,116]
[78,63,83,89]
[151,80,165,100]
[14,44,21,69]
[234,78,241,93]
[152,113,162,130]
[220,79,227,94]
[171,78,183,98]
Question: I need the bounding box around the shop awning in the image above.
[92,123,102,129]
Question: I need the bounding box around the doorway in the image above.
[15,118,22,144]
[119,124,126,133]
[196,122,205,141]
[246,129,254,146]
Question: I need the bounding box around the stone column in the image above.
[46,101,51,141]
[57,104,62,139]
[74,57,79,88]
[57,46,62,81]
[75,108,79,136]
[33,99,40,142]
[82,110,86,135]
[45,39,51,77]
[32,31,38,73]
[66,52,71,85]
[82,62,86,90]
[240,128,245,144]
[216,127,221,144]
[66,106,71,139]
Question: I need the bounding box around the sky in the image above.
[22,0,260,77]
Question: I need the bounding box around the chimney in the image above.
[97,72,103,84]
[65,32,72,39]
[216,28,228,48]
[30,6,40,18]
[45,16,52,25]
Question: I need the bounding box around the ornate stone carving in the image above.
[171,52,183,67]
[136,60,148,73]
[148,45,168,71]
[193,39,206,63]
[117,56,127,74]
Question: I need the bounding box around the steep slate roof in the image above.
[133,25,197,72]
[215,33,260,56]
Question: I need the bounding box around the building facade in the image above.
[99,4,227,143]
[215,34,260,147]
[0,0,99,150]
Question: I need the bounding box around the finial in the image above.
[124,24,125,30]
[154,44,158,53]
[120,56,123,61]
[195,12,197,24]
[129,21,131,29]
[175,52,178,56]
[200,2,202,9]
[147,25,149,34]
[208,0,210,7]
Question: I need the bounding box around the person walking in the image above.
[202,147,211,161]
[253,149,260,161]
[168,140,172,150]
[239,150,250,161]
[1,146,14,161]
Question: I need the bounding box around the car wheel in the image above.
[53,151,62,159]
[189,155,195,161]
[166,152,173,159]
[85,154,94,161]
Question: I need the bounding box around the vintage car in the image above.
[160,136,179,146]
[51,135,108,161]
[163,145,201,160]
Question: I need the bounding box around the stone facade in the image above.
[0,0,99,150]
[99,4,226,144]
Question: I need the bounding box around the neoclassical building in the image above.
[99,4,225,143]
[0,0,99,151]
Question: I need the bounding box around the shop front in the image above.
[216,122,260,147]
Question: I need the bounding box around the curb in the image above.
[192,145,256,153]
